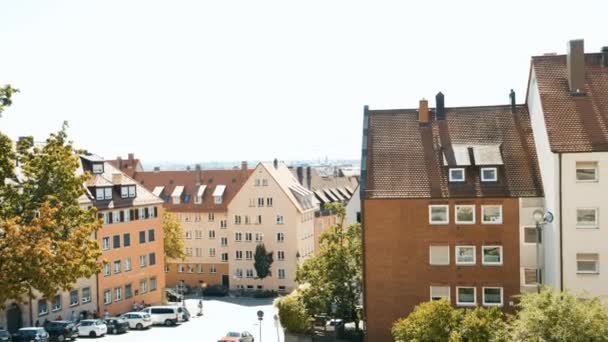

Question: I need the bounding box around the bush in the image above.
[274,292,312,334]
[454,307,508,342]
[392,300,462,342]
[253,290,278,298]
[202,285,228,297]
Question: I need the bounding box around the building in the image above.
[81,154,166,316]
[227,160,316,292]
[345,184,361,226]
[527,40,608,302]
[361,95,544,341]
[123,162,252,290]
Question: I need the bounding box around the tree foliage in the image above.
[0,84,19,116]
[162,211,186,261]
[0,113,102,303]
[392,300,463,342]
[254,243,273,280]
[274,290,312,334]
[296,203,363,329]
[452,307,508,342]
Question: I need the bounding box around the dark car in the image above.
[103,318,129,335]
[14,328,48,342]
[0,329,11,342]
[165,289,183,302]
[44,321,78,341]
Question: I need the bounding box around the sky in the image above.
[0,0,607,164]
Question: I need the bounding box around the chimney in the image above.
[602,46,608,67]
[306,166,312,190]
[567,39,585,95]
[186,165,191,171]
[128,153,134,162]
[418,98,429,124]
[195,164,202,185]
[241,161,248,171]
[296,166,304,185]
[112,173,122,184]
[435,92,445,120]
[117,156,123,169]
[273,158,278,169]
[509,89,516,114]
[153,166,160,173]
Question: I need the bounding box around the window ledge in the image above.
[456,303,476,307]
[482,263,503,266]
[576,271,600,275]
[576,226,599,229]
[482,303,503,307]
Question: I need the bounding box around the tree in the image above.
[510,288,608,342]
[274,290,312,334]
[162,211,186,261]
[452,307,508,342]
[296,203,363,330]
[0,84,19,116]
[392,300,462,342]
[0,118,103,304]
[254,243,273,283]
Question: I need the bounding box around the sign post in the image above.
[257,310,264,342]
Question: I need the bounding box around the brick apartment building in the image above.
[361,94,544,341]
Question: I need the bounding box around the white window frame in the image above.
[482,245,503,266]
[102,237,110,251]
[455,245,476,265]
[278,269,286,279]
[455,205,476,224]
[114,287,122,301]
[481,205,503,224]
[104,263,111,276]
[429,205,450,225]
[481,167,498,182]
[429,286,451,301]
[576,253,599,274]
[92,163,104,174]
[429,245,450,266]
[51,295,61,312]
[276,215,285,225]
[277,251,285,261]
[277,232,285,242]
[124,257,132,272]
[482,287,503,307]
[449,168,466,182]
[456,286,476,306]
[82,288,91,303]
[576,162,598,182]
[576,208,599,229]
[103,289,112,305]
[209,248,216,257]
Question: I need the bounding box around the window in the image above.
[113,211,120,223]
[455,246,476,265]
[149,252,156,266]
[482,205,503,224]
[221,237,228,246]
[482,246,503,265]
[482,287,503,306]
[258,198,264,207]
[52,295,61,311]
[246,269,254,278]
[576,253,599,274]
[197,264,203,273]
[92,163,104,174]
[125,284,133,299]
[102,237,110,250]
[449,168,466,182]
[455,205,475,224]
[178,264,185,273]
[576,162,598,182]
[278,269,286,279]
[430,286,450,301]
[114,287,122,301]
[276,215,285,225]
[236,251,243,260]
[255,233,263,242]
[256,215,262,224]
[148,229,155,242]
[139,255,147,267]
[234,215,241,225]
[209,248,216,257]
[235,232,242,242]
[220,220,227,228]
[139,231,146,244]
[195,248,202,257]
[267,198,273,207]
[245,232,253,242]
[429,205,449,224]
[82,287,91,303]
[429,245,450,265]
[124,257,132,271]
[262,179,268,186]
[523,268,539,285]
[70,290,79,306]
[456,287,476,306]
[523,227,540,243]
[95,187,112,201]
[246,251,253,260]
[150,277,157,291]
[277,232,285,242]
[235,268,243,278]
[185,230,192,239]
[104,263,111,276]
[481,167,498,182]
[210,264,217,273]
[214,195,222,204]
[121,185,136,198]
[209,212,215,222]
[209,230,216,239]
[113,260,121,273]
[140,279,148,294]
[576,208,598,228]
[221,253,228,262]
[123,233,131,247]
[104,289,112,304]
[112,235,121,249]
[277,251,285,261]
[38,299,48,316]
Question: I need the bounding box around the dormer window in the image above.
[96,187,112,201]
[121,185,136,199]
[449,168,466,182]
[213,185,226,205]
[92,163,104,174]
[481,167,498,182]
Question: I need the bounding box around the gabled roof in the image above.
[365,105,543,199]
[531,53,608,152]
[261,162,315,212]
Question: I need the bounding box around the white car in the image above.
[140,306,183,326]
[120,312,153,330]
[77,319,108,337]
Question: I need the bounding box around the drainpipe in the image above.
[559,153,563,291]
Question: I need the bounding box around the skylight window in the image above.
[449,168,466,182]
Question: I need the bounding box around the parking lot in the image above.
[93,297,283,342]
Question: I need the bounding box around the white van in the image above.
[140,306,184,326]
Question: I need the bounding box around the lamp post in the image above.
[533,210,553,293]
[180,280,186,307]
[273,314,280,342]
[257,310,264,342]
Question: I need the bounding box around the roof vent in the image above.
[509,89,516,114]
[418,98,429,125]
[435,92,445,120]
[602,46,608,67]
[153,166,160,173]
[273,158,278,169]
[567,39,586,95]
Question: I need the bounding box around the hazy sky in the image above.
[1,1,606,163]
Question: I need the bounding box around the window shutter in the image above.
[154,206,158,217]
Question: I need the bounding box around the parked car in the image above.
[14,328,48,342]
[76,320,107,338]
[103,318,129,335]
[165,289,183,302]
[218,331,254,342]
[140,306,182,326]
[180,307,191,322]
[44,321,78,341]
[119,312,153,330]
[0,329,11,342]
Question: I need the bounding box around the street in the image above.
[96,297,284,342]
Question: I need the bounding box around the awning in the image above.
[443,144,503,166]
[443,144,471,166]
[171,186,184,197]
[330,188,345,201]
[152,186,165,197]
[197,185,207,197]
[213,185,226,197]
[324,189,339,202]
[472,144,503,165]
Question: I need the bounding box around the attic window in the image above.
[481,168,498,182]
[449,168,466,182]
[96,187,112,201]
[92,163,104,174]
[121,185,136,199]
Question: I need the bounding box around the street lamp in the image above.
[533,210,553,293]
[273,314,280,342]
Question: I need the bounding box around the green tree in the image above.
[510,288,608,342]
[392,300,462,342]
[0,84,19,116]
[296,203,363,330]
[0,117,103,303]
[254,243,273,283]
[453,307,508,342]
[162,211,186,261]
[274,290,312,334]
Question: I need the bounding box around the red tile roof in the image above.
[531,53,608,152]
[365,105,543,199]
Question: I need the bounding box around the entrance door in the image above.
[6,303,22,333]
[222,275,229,288]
